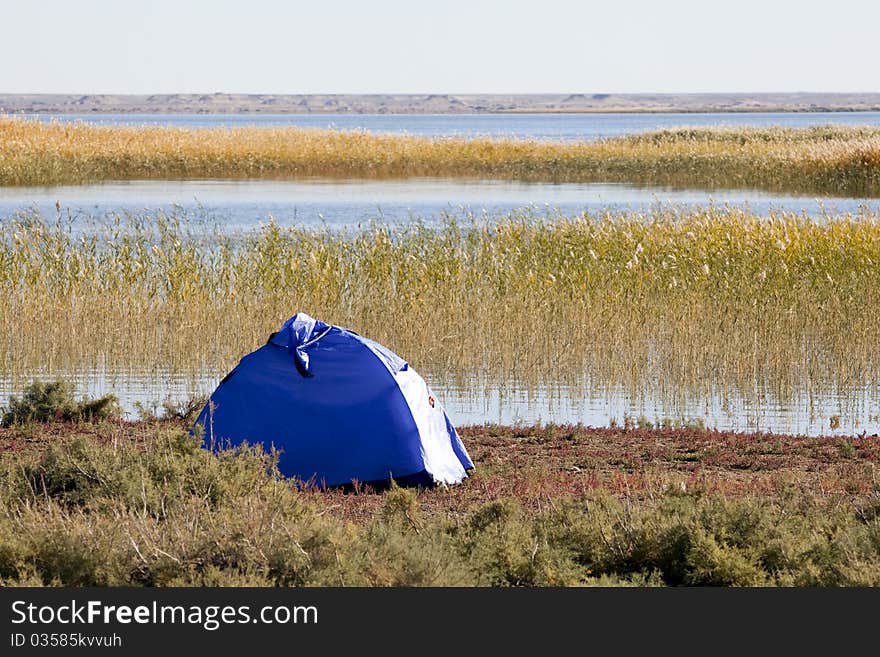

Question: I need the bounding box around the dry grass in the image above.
[2,118,880,195]
[1,207,879,414]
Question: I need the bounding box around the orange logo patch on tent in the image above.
[428,395,436,408]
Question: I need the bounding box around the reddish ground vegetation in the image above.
[3,421,878,524]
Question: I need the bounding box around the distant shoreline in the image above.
[2,92,880,115]
[497,107,879,114]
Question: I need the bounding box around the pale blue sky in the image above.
[2,0,877,94]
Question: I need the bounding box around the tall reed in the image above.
[2,118,880,195]
[2,207,879,408]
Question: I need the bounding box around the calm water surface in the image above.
[0,370,875,437]
[2,178,877,232]
[14,111,880,141]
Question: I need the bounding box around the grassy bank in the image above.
[1,420,878,586]
[2,208,880,409]
[2,119,880,195]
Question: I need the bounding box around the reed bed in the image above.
[1,207,879,411]
[3,118,880,195]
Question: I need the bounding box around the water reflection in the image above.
[1,178,878,233]
[1,369,876,437]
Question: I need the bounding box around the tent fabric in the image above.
[194,313,473,487]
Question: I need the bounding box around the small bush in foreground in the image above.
[134,395,208,423]
[1,381,119,427]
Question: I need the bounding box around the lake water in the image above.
[0,369,875,437]
[3,178,878,232]
[14,111,880,141]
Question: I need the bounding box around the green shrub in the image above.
[2,426,880,586]
[134,396,208,423]
[2,381,119,426]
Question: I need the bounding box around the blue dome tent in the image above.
[194,313,473,487]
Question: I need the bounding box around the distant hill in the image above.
[2,93,880,115]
